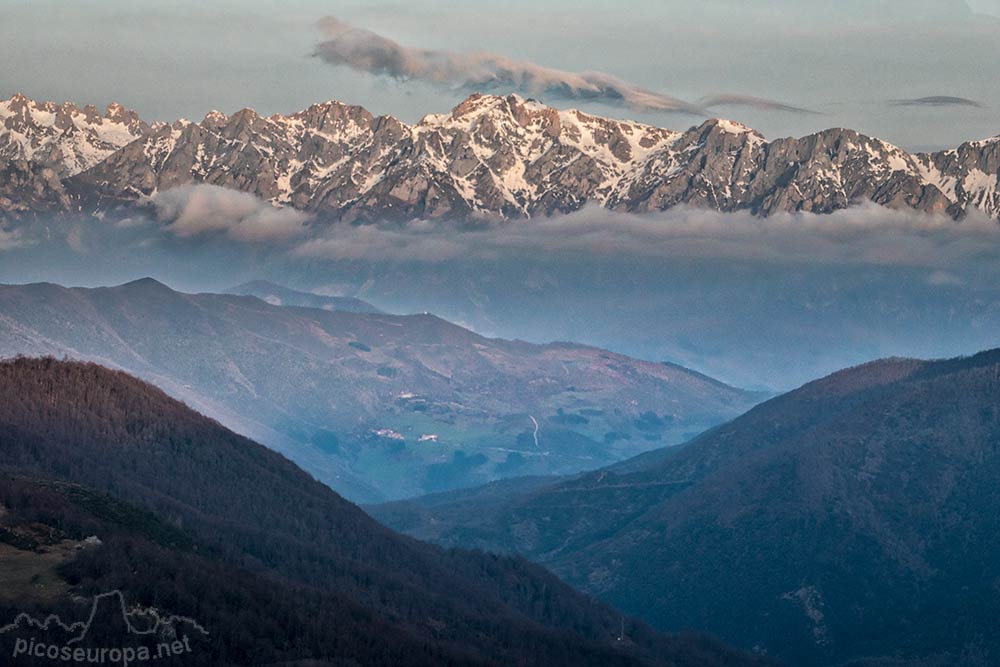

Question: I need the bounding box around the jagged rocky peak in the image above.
[103,101,147,132]
[443,93,557,126]
[1,92,39,119]
[699,117,763,137]
[968,134,1000,150]
[1,93,147,131]
[432,93,665,145]
[3,92,999,221]
[212,107,271,142]
[672,118,765,155]
[417,94,559,152]
[0,93,150,178]
[201,109,230,130]
[284,99,378,133]
[419,93,678,173]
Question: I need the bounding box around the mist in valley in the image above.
[3,199,998,390]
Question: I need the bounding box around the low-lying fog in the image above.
[3,190,998,389]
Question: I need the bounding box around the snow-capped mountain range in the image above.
[1,92,998,220]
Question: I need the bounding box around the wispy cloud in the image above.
[926,269,966,286]
[889,96,985,108]
[700,94,820,115]
[313,16,703,114]
[150,185,311,243]
[0,227,24,252]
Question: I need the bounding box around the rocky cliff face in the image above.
[2,92,998,221]
[0,93,149,213]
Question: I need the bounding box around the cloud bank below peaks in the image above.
[91,184,1000,279]
[291,203,1000,272]
[151,185,311,242]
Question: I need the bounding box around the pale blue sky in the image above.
[1,0,998,150]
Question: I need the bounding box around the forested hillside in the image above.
[0,357,767,667]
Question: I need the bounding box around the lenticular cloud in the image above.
[313,17,702,114]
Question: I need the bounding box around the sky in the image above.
[1,0,998,150]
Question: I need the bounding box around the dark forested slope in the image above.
[0,357,766,667]
[374,350,1000,666]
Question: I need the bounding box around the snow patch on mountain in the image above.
[0,93,147,176]
[2,93,999,221]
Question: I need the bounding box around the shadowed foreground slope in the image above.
[373,350,1000,666]
[0,357,767,666]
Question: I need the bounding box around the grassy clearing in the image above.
[0,540,79,602]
